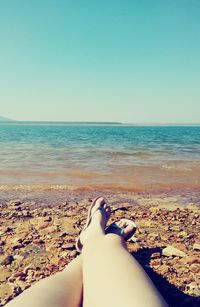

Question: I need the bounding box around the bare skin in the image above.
[6,197,168,307]
[6,256,83,307]
[81,197,168,307]
[6,198,111,307]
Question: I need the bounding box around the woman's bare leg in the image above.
[6,256,83,307]
[81,198,168,307]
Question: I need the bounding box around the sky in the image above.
[0,0,200,123]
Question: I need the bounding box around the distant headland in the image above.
[0,116,14,122]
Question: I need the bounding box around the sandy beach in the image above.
[0,190,200,306]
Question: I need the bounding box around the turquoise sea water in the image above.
[0,123,200,192]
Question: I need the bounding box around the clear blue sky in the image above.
[0,0,200,123]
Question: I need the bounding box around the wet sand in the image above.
[0,191,200,306]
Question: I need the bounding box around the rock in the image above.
[61,243,75,250]
[149,207,160,214]
[112,206,128,212]
[171,226,180,231]
[158,264,169,274]
[160,235,168,241]
[12,237,23,244]
[185,256,200,264]
[0,247,4,255]
[0,240,5,246]
[149,233,160,240]
[186,282,200,296]
[13,243,24,250]
[193,243,200,251]
[9,199,22,206]
[162,246,186,258]
[151,259,161,268]
[177,231,187,238]
[47,226,58,233]
[128,236,140,243]
[190,263,200,274]
[44,216,52,222]
[69,250,77,257]
[60,251,68,258]
[14,255,24,262]
[60,232,69,237]
[129,242,140,252]
[1,255,14,265]
[151,252,161,259]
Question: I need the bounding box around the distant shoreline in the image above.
[0,121,200,127]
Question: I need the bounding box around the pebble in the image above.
[61,243,75,250]
[1,255,14,265]
[186,282,200,296]
[151,252,161,259]
[162,246,186,258]
[193,243,200,251]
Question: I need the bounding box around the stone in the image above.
[112,206,128,212]
[151,252,161,259]
[149,233,160,240]
[61,243,75,250]
[9,199,22,206]
[193,243,200,251]
[13,243,24,250]
[14,255,24,262]
[128,236,140,243]
[0,240,5,246]
[151,259,161,268]
[177,231,187,238]
[162,246,186,258]
[44,216,52,222]
[149,207,160,214]
[190,263,200,274]
[69,250,77,257]
[158,264,169,274]
[186,282,200,296]
[185,256,200,264]
[60,251,68,258]
[1,255,14,265]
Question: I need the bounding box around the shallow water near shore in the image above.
[0,124,200,195]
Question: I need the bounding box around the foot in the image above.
[105,219,137,241]
[76,197,111,252]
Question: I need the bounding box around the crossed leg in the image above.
[6,197,168,307]
[81,198,168,307]
[6,256,83,307]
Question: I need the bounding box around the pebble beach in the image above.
[0,191,200,306]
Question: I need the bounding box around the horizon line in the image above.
[0,121,200,126]
[0,116,200,126]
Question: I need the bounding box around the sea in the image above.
[0,123,200,195]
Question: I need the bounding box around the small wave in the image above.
[98,150,153,158]
[1,181,200,194]
[161,164,192,172]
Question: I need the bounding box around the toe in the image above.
[96,197,105,206]
[124,225,134,235]
[91,197,105,213]
[118,219,126,228]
